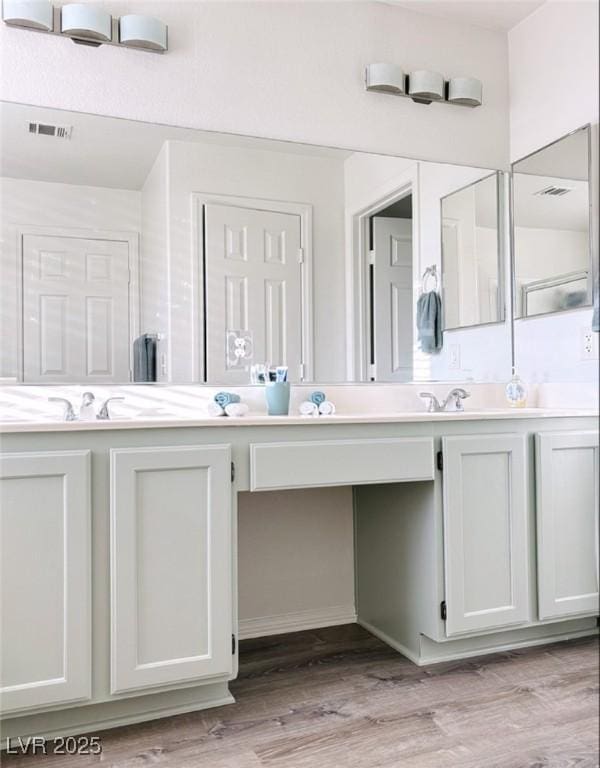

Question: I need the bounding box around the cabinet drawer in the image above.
[250,437,434,491]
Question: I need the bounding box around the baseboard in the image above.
[1,683,234,744]
[357,619,421,664]
[239,605,357,640]
[359,617,598,667]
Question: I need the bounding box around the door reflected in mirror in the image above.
[441,172,504,331]
[512,125,592,320]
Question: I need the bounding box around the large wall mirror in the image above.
[512,125,593,319]
[441,172,503,330]
[0,101,513,385]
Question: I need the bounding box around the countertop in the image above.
[1,408,597,433]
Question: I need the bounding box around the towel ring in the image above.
[421,265,438,292]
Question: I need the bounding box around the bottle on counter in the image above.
[505,368,528,408]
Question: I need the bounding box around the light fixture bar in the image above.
[365,63,482,107]
[1,0,168,53]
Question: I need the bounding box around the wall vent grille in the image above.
[533,185,573,197]
[27,122,73,140]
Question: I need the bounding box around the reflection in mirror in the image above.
[0,102,512,385]
[440,172,503,330]
[512,125,592,319]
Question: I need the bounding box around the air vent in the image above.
[533,185,573,197]
[27,122,73,140]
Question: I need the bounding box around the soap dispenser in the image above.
[505,369,527,408]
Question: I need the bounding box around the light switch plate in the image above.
[449,344,461,370]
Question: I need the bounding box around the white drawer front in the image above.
[250,437,434,491]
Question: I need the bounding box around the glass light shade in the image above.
[408,70,445,103]
[447,77,482,107]
[119,14,167,52]
[61,3,111,41]
[2,0,53,31]
[365,63,405,95]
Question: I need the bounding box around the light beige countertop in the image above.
[1,407,597,433]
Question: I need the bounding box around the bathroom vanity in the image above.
[1,408,597,741]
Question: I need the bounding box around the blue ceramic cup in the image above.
[265,382,290,416]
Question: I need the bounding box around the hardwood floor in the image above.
[3,625,599,767]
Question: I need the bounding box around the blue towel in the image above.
[133,334,157,382]
[309,391,326,406]
[214,391,241,408]
[417,291,443,354]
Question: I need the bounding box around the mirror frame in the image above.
[440,170,506,333]
[509,124,594,323]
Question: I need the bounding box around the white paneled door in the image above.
[22,234,131,383]
[442,434,530,636]
[204,203,303,383]
[0,451,91,714]
[536,431,599,620]
[372,217,413,382]
[110,445,233,694]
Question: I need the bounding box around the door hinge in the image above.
[232,634,237,654]
[231,462,235,483]
[368,363,377,381]
[436,451,443,471]
[298,247,304,264]
[440,601,447,621]
[299,362,306,381]
[368,248,376,266]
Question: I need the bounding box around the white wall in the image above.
[238,488,355,626]
[0,1,509,170]
[509,0,599,383]
[0,177,141,379]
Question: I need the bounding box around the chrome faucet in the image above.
[97,397,125,420]
[48,397,77,421]
[419,387,470,413]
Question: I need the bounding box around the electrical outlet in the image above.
[449,344,461,370]
[581,327,599,361]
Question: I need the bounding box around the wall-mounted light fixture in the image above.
[447,77,483,107]
[365,62,406,95]
[1,0,168,52]
[61,3,111,44]
[119,14,167,52]
[365,63,482,108]
[2,0,53,30]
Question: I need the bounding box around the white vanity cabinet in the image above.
[0,451,91,714]
[441,434,530,636]
[535,430,599,621]
[110,445,233,694]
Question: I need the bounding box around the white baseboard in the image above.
[238,605,357,640]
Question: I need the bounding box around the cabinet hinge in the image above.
[232,634,237,654]
[436,451,443,471]
[231,462,235,483]
[440,601,447,621]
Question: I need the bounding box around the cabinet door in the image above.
[536,431,599,620]
[0,451,91,714]
[442,434,529,636]
[110,445,232,694]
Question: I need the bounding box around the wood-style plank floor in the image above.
[3,625,599,767]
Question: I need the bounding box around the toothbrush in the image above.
[275,366,288,383]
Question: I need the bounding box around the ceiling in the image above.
[386,0,546,31]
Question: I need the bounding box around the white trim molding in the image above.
[238,605,357,640]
